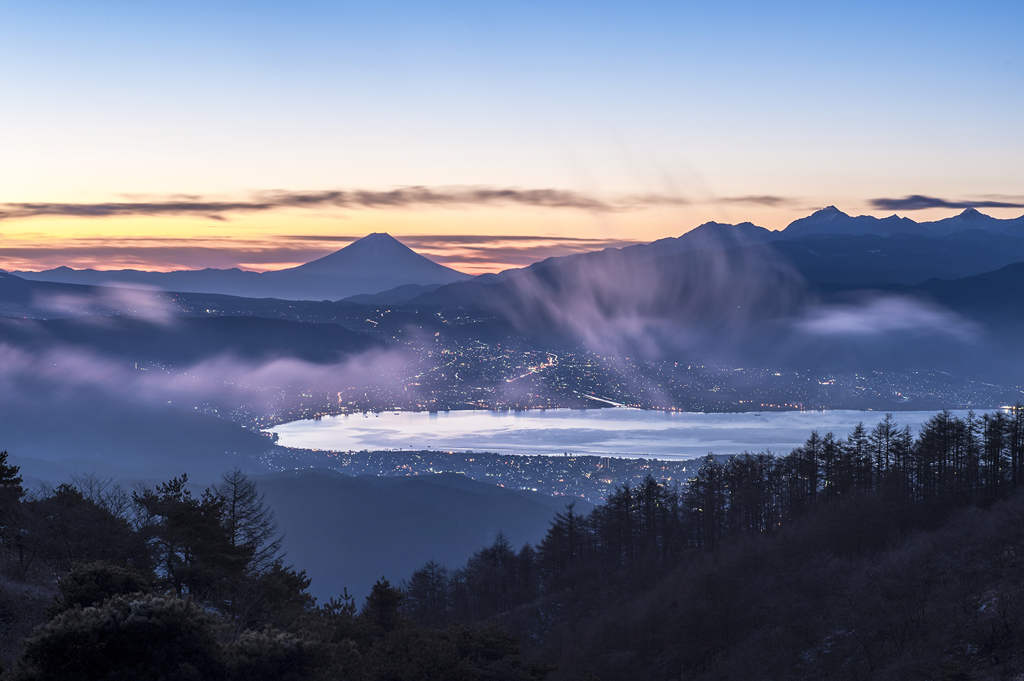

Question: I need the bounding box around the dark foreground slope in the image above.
[398,409,1024,679]
[541,490,1024,681]
[259,470,591,602]
[0,459,550,681]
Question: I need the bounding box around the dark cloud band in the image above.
[870,195,1024,211]
[0,187,631,220]
[719,195,792,207]
[0,187,795,221]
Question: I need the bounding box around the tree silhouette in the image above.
[132,475,249,598]
[213,468,282,575]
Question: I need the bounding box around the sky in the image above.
[0,0,1021,274]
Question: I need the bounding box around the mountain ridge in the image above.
[258,468,592,601]
[8,208,1024,306]
[12,233,470,301]
[459,207,1024,294]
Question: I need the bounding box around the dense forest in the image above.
[402,408,1024,679]
[2,407,1024,679]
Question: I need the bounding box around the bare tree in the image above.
[213,468,282,575]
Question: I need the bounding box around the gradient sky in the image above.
[1,0,1021,274]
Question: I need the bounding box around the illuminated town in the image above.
[223,337,1022,430]
[260,446,709,503]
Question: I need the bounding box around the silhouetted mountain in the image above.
[10,210,1024,309]
[343,282,446,304]
[913,261,1024,330]
[404,223,1024,383]
[286,232,458,281]
[462,208,1022,291]
[411,238,809,362]
[414,211,1024,317]
[258,469,591,601]
[0,315,381,366]
[13,233,470,301]
[772,230,1024,285]
[409,210,1024,310]
[476,220,775,287]
[12,265,267,297]
[781,205,1024,239]
[8,210,1024,385]
[0,271,113,317]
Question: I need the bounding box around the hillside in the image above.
[258,470,591,602]
[542,489,1024,680]
[1,394,270,483]
[0,315,381,365]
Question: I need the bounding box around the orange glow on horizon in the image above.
[2,201,1020,275]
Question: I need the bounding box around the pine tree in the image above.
[133,475,249,598]
[0,450,25,566]
[869,414,899,481]
[403,560,450,628]
[0,450,23,492]
[362,577,404,633]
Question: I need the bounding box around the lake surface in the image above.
[269,408,977,461]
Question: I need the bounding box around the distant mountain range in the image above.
[346,207,1024,304]
[4,206,1024,382]
[11,233,470,301]
[9,208,1024,305]
[6,208,1023,618]
[482,206,1024,284]
[781,205,1024,239]
[404,206,1024,311]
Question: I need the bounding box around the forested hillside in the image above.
[0,461,545,680]
[401,408,1024,679]
[2,407,1024,679]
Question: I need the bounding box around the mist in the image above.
[796,295,978,341]
[31,286,183,321]
[454,233,809,360]
[0,340,419,413]
[0,336,424,484]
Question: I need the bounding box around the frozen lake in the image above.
[268,408,976,461]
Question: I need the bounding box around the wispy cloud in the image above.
[0,340,419,416]
[31,287,182,323]
[870,195,1024,211]
[1,235,644,273]
[0,187,614,221]
[395,235,643,269]
[797,296,977,340]
[0,187,799,222]
[717,195,794,207]
[0,242,329,272]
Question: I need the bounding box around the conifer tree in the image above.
[213,467,282,575]
[133,474,249,598]
[0,450,23,492]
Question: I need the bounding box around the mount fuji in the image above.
[13,233,470,301]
